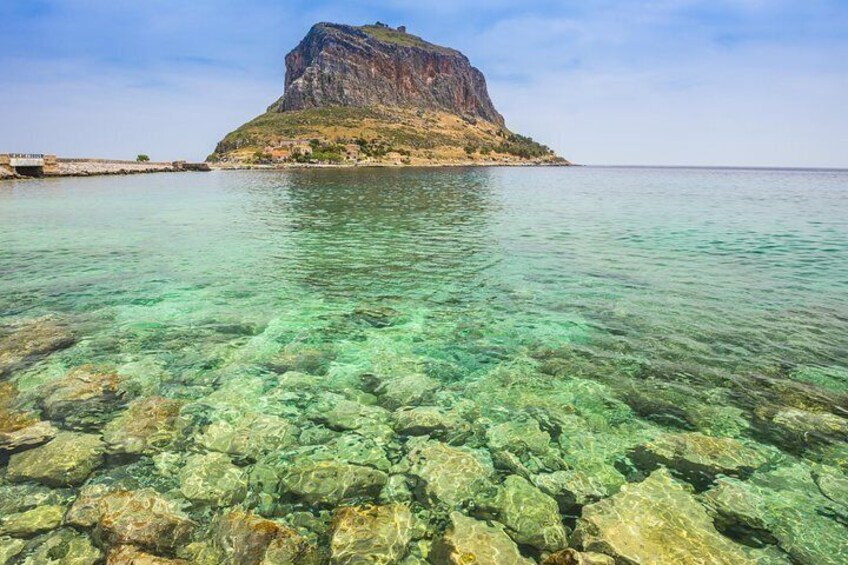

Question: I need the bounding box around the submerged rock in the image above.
[179,452,248,506]
[212,510,316,565]
[264,536,321,565]
[270,344,337,376]
[309,395,392,432]
[38,366,124,429]
[0,316,75,377]
[376,375,440,410]
[330,504,413,564]
[305,394,395,447]
[380,475,413,504]
[0,504,64,538]
[430,512,533,565]
[541,549,614,565]
[791,365,848,394]
[481,475,567,552]
[280,458,388,506]
[0,419,57,452]
[405,440,494,508]
[533,470,619,513]
[0,381,57,452]
[814,465,848,507]
[198,413,299,461]
[7,431,104,487]
[19,528,102,565]
[486,418,565,476]
[765,408,848,450]
[700,477,776,546]
[702,463,848,564]
[486,419,552,457]
[573,468,756,564]
[66,487,195,554]
[103,396,182,455]
[0,483,73,516]
[629,432,771,488]
[319,433,392,471]
[391,406,471,442]
[107,546,189,564]
[351,305,402,328]
[0,537,26,564]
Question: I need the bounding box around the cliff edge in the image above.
[278,23,504,126]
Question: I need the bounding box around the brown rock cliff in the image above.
[275,23,504,126]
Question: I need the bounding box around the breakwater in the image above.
[0,154,209,179]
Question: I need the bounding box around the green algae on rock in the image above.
[0,537,27,564]
[279,458,388,506]
[541,549,615,565]
[0,483,74,516]
[107,545,190,565]
[573,468,757,564]
[629,431,773,489]
[0,419,57,452]
[404,439,495,508]
[19,528,102,565]
[37,366,125,430]
[0,381,57,452]
[0,504,65,537]
[375,374,441,410]
[430,511,534,565]
[533,470,620,514]
[7,431,104,487]
[391,406,471,441]
[0,316,75,378]
[479,475,568,552]
[702,463,848,564]
[103,396,182,455]
[179,452,248,506]
[198,413,299,461]
[330,504,413,564]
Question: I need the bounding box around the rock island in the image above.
[210,22,570,167]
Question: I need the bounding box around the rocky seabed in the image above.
[1,314,847,565]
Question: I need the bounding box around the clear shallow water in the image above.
[1,167,847,562]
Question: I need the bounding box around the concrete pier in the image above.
[0,154,57,177]
[0,154,208,180]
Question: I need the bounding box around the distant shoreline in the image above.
[0,159,573,181]
[209,160,573,172]
[0,157,210,181]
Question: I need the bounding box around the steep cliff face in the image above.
[276,23,504,126]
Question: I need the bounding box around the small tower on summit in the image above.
[397,25,407,33]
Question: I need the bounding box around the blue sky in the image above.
[1,1,846,166]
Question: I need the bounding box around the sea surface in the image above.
[1,167,847,562]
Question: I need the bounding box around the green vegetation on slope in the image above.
[357,25,457,55]
[211,105,564,165]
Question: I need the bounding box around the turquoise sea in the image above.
[1,167,847,563]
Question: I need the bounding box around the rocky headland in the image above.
[210,23,569,167]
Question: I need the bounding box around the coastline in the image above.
[208,159,573,172]
[1,158,571,181]
[0,158,210,181]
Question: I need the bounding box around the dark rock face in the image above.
[277,23,505,126]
